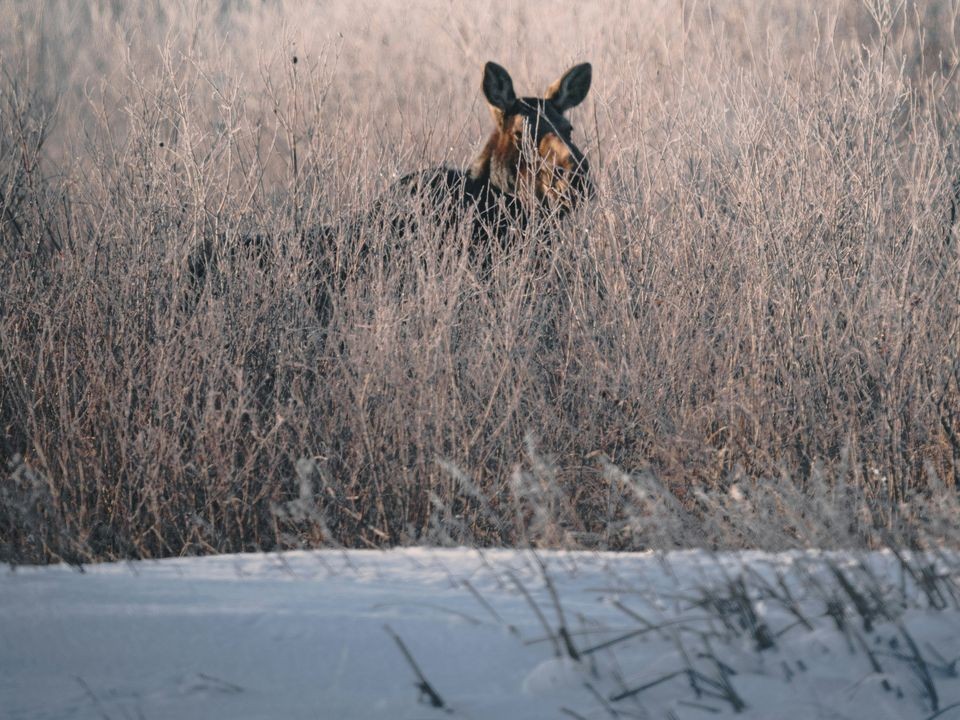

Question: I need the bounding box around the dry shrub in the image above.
[1,0,960,562]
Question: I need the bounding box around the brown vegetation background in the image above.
[2,0,960,563]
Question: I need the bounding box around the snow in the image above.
[2,548,959,719]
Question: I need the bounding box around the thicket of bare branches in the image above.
[2,0,960,563]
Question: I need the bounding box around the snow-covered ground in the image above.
[2,548,959,719]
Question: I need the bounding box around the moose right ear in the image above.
[482,62,516,113]
[545,63,592,113]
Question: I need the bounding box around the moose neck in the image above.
[468,130,520,196]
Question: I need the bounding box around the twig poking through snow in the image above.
[384,624,450,711]
[73,677,115,720]
[508,569,563,658]
[536,553,581,661]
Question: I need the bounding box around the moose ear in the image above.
[482,61,517,112]
[545,62,592,112]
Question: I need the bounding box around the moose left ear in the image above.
[545,62,592,113]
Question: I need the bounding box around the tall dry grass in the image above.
[2,0,960,563]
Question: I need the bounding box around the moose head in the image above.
[470,61,593,217]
